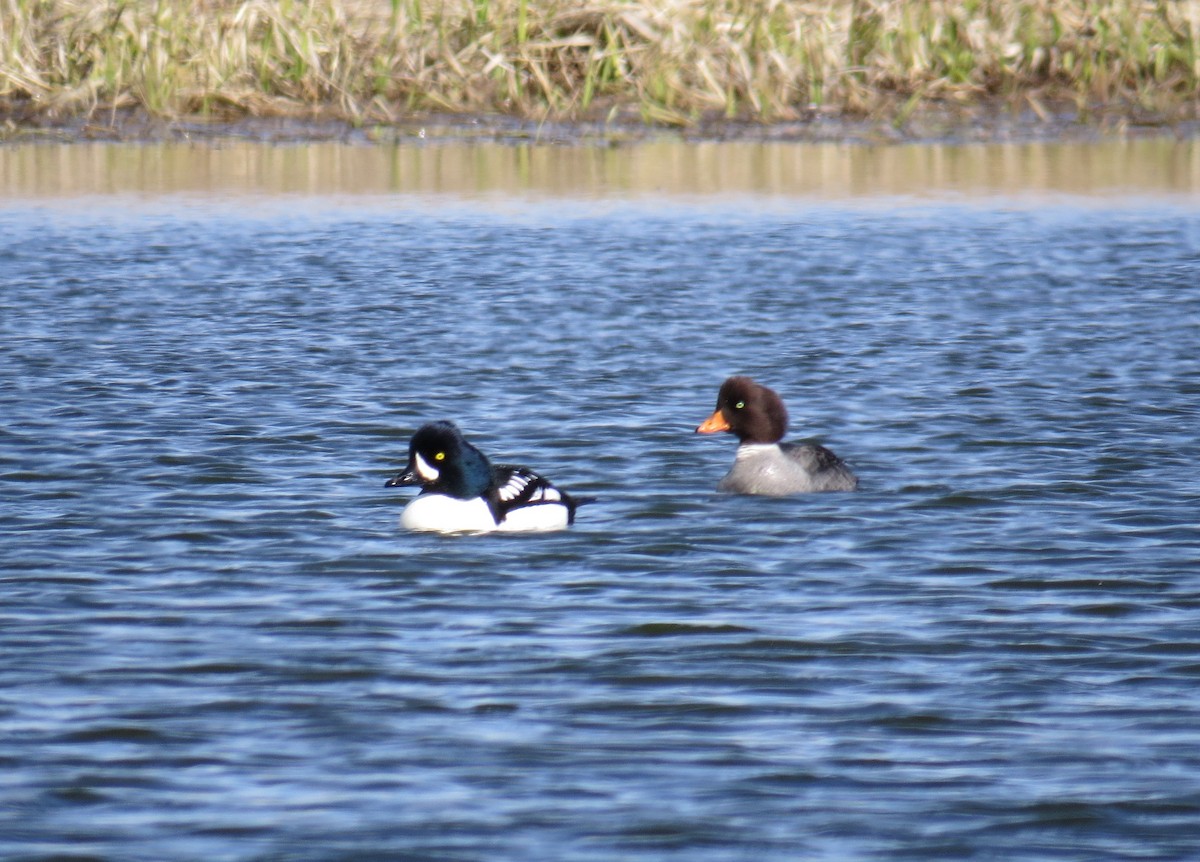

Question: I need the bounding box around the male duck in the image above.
[386,421,584,533]
[696,376,858,495]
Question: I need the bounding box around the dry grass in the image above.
[2,0,1198,127]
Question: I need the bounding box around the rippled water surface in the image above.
[2,143,1200,861]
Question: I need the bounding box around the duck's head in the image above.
[386,420,493,499]
[696,376,788,444]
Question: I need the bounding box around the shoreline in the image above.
[4,104,1199,148]
[6,1,1198,148]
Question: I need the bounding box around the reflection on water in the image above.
[1,137,1198,200]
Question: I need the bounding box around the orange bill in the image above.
[696,409,731,434]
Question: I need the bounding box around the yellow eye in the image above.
[734,400,745,409]
[434,452,446,461]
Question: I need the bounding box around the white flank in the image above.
[399,492,572,534]
[497,502,570,532]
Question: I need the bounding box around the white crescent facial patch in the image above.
[414,452,440,482]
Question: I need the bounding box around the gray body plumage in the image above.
[718,442,859,495]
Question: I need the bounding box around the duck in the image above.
[385,420,585,533]
[696,376,858,495]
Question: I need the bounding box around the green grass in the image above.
[1,0,1197,128]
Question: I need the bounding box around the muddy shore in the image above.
[4,103,1198,148]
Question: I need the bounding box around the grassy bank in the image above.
[2,0,1198,131]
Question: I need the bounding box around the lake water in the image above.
[2,139,1199,861]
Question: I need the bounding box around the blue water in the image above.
[2,193,1199,861]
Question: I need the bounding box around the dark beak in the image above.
[385,468,419,488]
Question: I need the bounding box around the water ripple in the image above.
[1,200,1199,861]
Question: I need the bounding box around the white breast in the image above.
[400,495,499,533]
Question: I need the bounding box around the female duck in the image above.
[696,376,858,495]
[386,421,584,533]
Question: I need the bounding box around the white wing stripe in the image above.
[499,473,532,501]
[495,469,569,508]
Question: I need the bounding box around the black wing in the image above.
[487,464,576,524]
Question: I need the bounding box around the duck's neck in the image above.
[439,443,494,499]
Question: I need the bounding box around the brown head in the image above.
[695,376,789,444]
